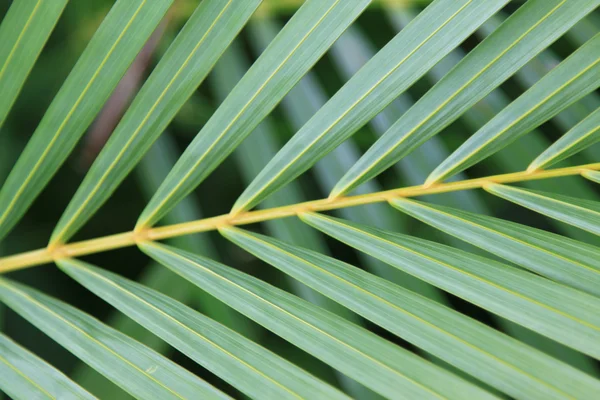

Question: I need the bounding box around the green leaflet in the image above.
[331,0,598,197]
[0,0,173,242]
[426,31,600,185]
[0,333,96,400]
[50,0,263,245]
[0,277,228,400]
[302,212,600,360]
[58,258,344,400]
[222,226,600,400]
[136,0,371,229]
[231,0,509,213]
[0,0,68,129]
[583,169,600,184]
[141,241,479,400]
[528,107,600,171]
[485,184,600,236]
[390,198,600,297]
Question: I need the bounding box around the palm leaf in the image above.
[485,184,600,236]
[0,277,228,399]
[2,2,600,399]
[426,32,600,185]
[58,258,347,400]
[301,212,600,359]
[331,0,596,197]
[0,333,95,400]
[389,198,600,296]
[232,0,508,213]
[584,169,600,183]
[50,0,263,245]
[141,241,488,399]
[0,0,68,129]
[0,0,172,242]
[222,225,600,400]
[137,0,371,229]
[213,42,373,397]
[528,107,600,171]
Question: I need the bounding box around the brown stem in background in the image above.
[79,16,169,167]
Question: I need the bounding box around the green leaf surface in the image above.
[331,0,597,197]
[0,0,68,129]
[528,107,600,171]
[426,32,600,185]
[275,23,445,303]
[0,0,173,242]
[326,17,600,378]
[485,184,600,236]
[136,0,371,229]
[0,333,96,400]
[303,212,600,360]
[223,225,600,400]
[234,29,382,399]
[213,37,368,348]
[390,198,600,297]
[58,258,343,400]
[583,169,600,184]
[426,11,600,249]
[0,277,227,400]
[71,133,257,399]
[232,0,509,213]
[141,241,478,400]
[382,7,600,376]
[50,0,263,245]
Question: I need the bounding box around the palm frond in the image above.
[0,0,68,130]
[233,0,507,213]
[1,1,600,399]
[0,0,172,242]
[0,278,228,399]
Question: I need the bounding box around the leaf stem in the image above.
[1,162,598,273]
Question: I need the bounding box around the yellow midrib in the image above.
[0,162,598,273]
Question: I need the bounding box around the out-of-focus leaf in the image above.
[390,198,600,297]
[485,184,600,236]
[0,278,228,400]
[58,258,345,400]
[0,333,96,400]
[303,212,600,359]
[426,32,600,185]
[136,0,371,229]
[332,0,597,197]
[528,107,600,171]
[231,0,509,213]
[0,0,173,242]
[223,225,600,400]
[50,0,263,245]
[0,0,68,129]
[141,241,484,400]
